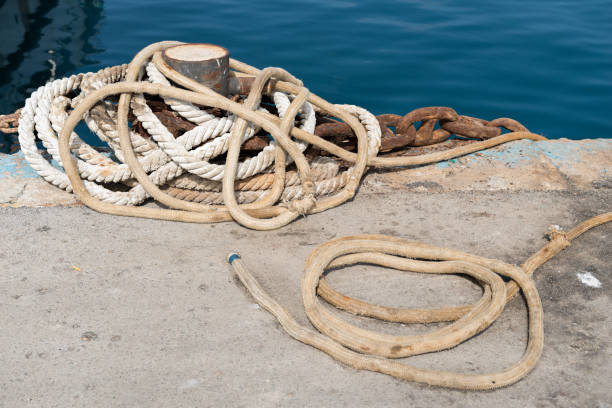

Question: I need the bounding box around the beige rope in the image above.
[229,213,611,390]
[45,41,546,229]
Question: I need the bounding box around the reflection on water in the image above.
[0,0,104,113]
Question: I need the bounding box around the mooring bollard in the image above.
[161,43,254,95]
[162,43,230,95]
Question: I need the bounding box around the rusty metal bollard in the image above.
[162,43,231,95]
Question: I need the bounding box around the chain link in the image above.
[313,106,529,152]
[0,109,21,134]
[2,103,528,155]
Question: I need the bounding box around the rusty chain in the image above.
[0,109,21,134]
[3,104,527,154]
[313,106,529,153]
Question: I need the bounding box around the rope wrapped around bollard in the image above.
[17,41,546,229]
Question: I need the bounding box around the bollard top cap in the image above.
[164,43,229,62]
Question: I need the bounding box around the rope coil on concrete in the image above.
[17,41,546,229]
[229,213,612,390]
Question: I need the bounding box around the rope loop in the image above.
[16,41,546,229]
[230,212,612,389]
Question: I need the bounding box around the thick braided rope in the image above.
[168,156,339,193]
[229,213,612,390]
[166,168,351,205]
[18,59,337,206]
[17,74,134,204]
[21,41,546,227]
[145,61,218,125]
[80,65,276,182]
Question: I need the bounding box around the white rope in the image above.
[17,61,380,207]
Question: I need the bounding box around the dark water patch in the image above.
[1,0,611,143]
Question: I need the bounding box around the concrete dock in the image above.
[1,138,610,407]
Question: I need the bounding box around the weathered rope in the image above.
[17,41,546,229]
[229,213,612,390]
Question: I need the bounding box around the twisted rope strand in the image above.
[229,213,611,390]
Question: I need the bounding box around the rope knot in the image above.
[546,225,571,249]
[288,193,316,215]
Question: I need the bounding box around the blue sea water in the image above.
[2,0,612,140]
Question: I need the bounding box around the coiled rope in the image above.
[229,213,611,390]
[18,41,546,229]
